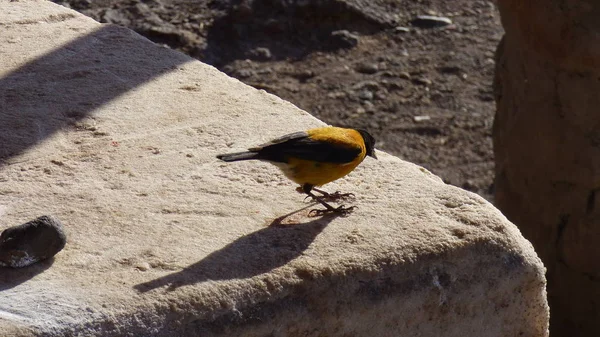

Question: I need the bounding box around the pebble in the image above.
[437,65,461,74]
[248,47,272,61]
[136,262,151,271]
[414,115,431,122]
[352,81,380,91]
[234,69,255,79]
[382,80,404,91]
[411,15,453,28]
[358,90,374,101]
[0,215,67,268]
[330,30,360,49]
[375,91,387,100]
[362,101,375,111]
[412,77,432,86]
[291,70,315,81]
[355,62,379,74]
[256,67,273,75]
[327,91,346,99]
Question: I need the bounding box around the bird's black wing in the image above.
[251,132,361,164]
[250,131,310,150]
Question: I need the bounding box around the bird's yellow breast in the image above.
[279,158,363,186]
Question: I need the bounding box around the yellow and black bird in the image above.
[216,126,377,215]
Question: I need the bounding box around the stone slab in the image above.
[0,1,549,336]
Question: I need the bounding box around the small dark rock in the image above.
[256,67,273,75]
[374,91,387,100]
[330,30,360,49]
[411,15,453,28]
[437,65,462,74]
[138,26,192,48]
[291,70,316,81]
[355,62,379,74]
[233,68,255,79]
[352,80,380,91]
[358,90,374,101]
[247,47,272,61]
[0,216,66,268]
[412,77,432,86]
[384,82,404,91]
[398,72,411,80]
[379,71,396,78]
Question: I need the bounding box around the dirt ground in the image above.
[53,0,503,201]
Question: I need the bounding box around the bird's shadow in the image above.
[134,207,340,292]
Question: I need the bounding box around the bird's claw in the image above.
[308,205,356,217]
[322,191,356,201]
[304,191,354,202]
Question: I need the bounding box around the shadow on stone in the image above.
[134,208,340,292]
[0,24,190,163]
[0,258,55,291]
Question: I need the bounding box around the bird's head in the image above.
[356,129,377,159]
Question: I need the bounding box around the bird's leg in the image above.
[311,187,355,201]
[302,184,356,216]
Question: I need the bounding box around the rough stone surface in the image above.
[494,1,600,336]
[0,215,67,268]
[1,1,548,336]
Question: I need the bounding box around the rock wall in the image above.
[494,1,600,336]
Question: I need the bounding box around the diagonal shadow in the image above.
[0,24,191,164]
[134,208,340,292]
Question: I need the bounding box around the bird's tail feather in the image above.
[216,151,260,162]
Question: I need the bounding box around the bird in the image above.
[216,126,377,215]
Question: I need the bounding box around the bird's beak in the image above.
[370,151,378,160]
